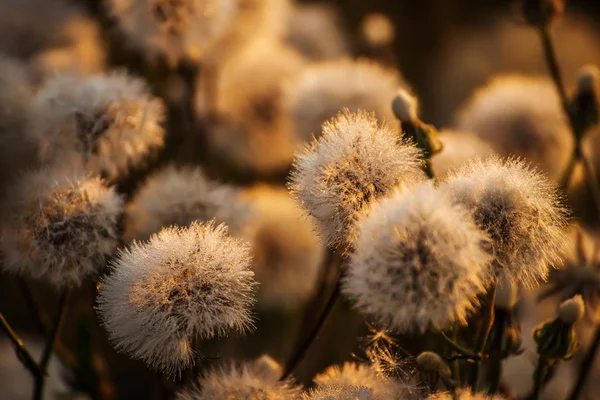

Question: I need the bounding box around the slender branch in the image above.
[34,287,72,400]
[0,313,40,377]
[282,270,342,379]
[469,286,496,390]
[450,324,461,383]
[567,324,600,400]
[488,320,506,394]
[529,357,550,400]
[436,329,478,359]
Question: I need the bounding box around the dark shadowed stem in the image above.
[581,153,600,217]
[568,325,600,400]
[436,329,477,360]
[469,286,496,390]
[282,272,343,379]
[0,313,40,377]
[19,281,77,370]
[488,320,506,394]
[529,357,550,400]
[34,287,72,400]
[558,151,578,193]
[451,324,461,383]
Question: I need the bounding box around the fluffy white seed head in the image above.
[176,355,301,400]
[557,295,585,325]
[457,75,574,182]
[289,110,425,249]
[29,72,165,182]
[124,165,249,242]
[303,386,377,400]
[314,362,406,399]
[343,182,490,332]
[205,36,306,173]
[391,89,418,123]
[428,388,508,400]
[108,0,239,65]
[430,130,495,178]
[445,157,568,288]
[97,222,256,375]
[284,59,404,142]
[240,186,324,310]
[0,168,122,288]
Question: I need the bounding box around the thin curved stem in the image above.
[282,271,342,379]
[529,357,550,400]
[436,329,478,360]
[34,287,72,400]
[0,313,40,377]
[469,286,496,390]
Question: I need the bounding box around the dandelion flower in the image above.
[289,110,424,249]
[445,157,568,288]
[284,59,404,142]
[176,355,301,399]
[428,388,507,400]
[29,72,165,182]
[0,168,122,288]
[124,165,249,241]
[456,75,573,182]
[343,182,490,332]
[205,36,305,173]
[303,386,377,400]
[241,186,324,309]
[108,0,239,65]
[430,130,494,178]
[97,222,256,375]
[314,362,406,399]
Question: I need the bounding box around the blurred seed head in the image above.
[344,182,490,332]
[558,294,585,324]
[97,222,256,375]
[361,13,395,48]
[124,165,249,242]
[205,36,306,174]
[427,387,508,399]
[240,185,324,310]
[303,385,377,400]
[108,0,239,65]
[0,168,122,289]
[176,355,301,399]
[314,362,406,399]
[445,157,568,288]
[284,2,348,61]
[284,59,404,142]
[457,75,574,182]
[289,110,425,249]
[29,72,166,182]
[430,130,495,178]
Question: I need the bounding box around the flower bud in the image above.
[392,89,418,123]
[558,295,585,325]
[416,351,451,382]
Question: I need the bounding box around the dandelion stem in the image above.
[567,323,600,400]
[450,324,461,383]
[488,319,506,394]
[282,268,343,379]
[34,287,72,400]
[469,286,496,390]
[436,329,477,360]
[0,313,40,378]
[530,357,550,400]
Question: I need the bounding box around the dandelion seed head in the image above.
[108,0,239,65]
[314,362,406,399]
[557,294,585,324]
[97,222,256,375]
[284,59,403,142]
[176,356,301,400]
[30,72,166,181]
[124,165,249,242]
[289,110,425,249]
[427,388,508,400]
[457,75,574,182]
[241,186,324,309]
[1,168,122,288]
[303,385,377,400]
[445,157,568,288]
[343,182,490,332]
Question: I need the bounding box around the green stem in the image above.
[469,286,496,390]
[436,328,478,359]
[33,287,72,400]
[0,313,40,377]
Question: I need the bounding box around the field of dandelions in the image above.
[4,0,600,399]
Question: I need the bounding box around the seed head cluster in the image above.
[445,157,568,288]
[97,222,256,375]
[289,110,424,249]
[1,169,123,288]
[344,182,490,332]
[29,72,165,181]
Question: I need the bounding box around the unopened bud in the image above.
[416,351,451,378]
[577,65,600,94]
[392,89,418,123]
[558,295,585,325]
